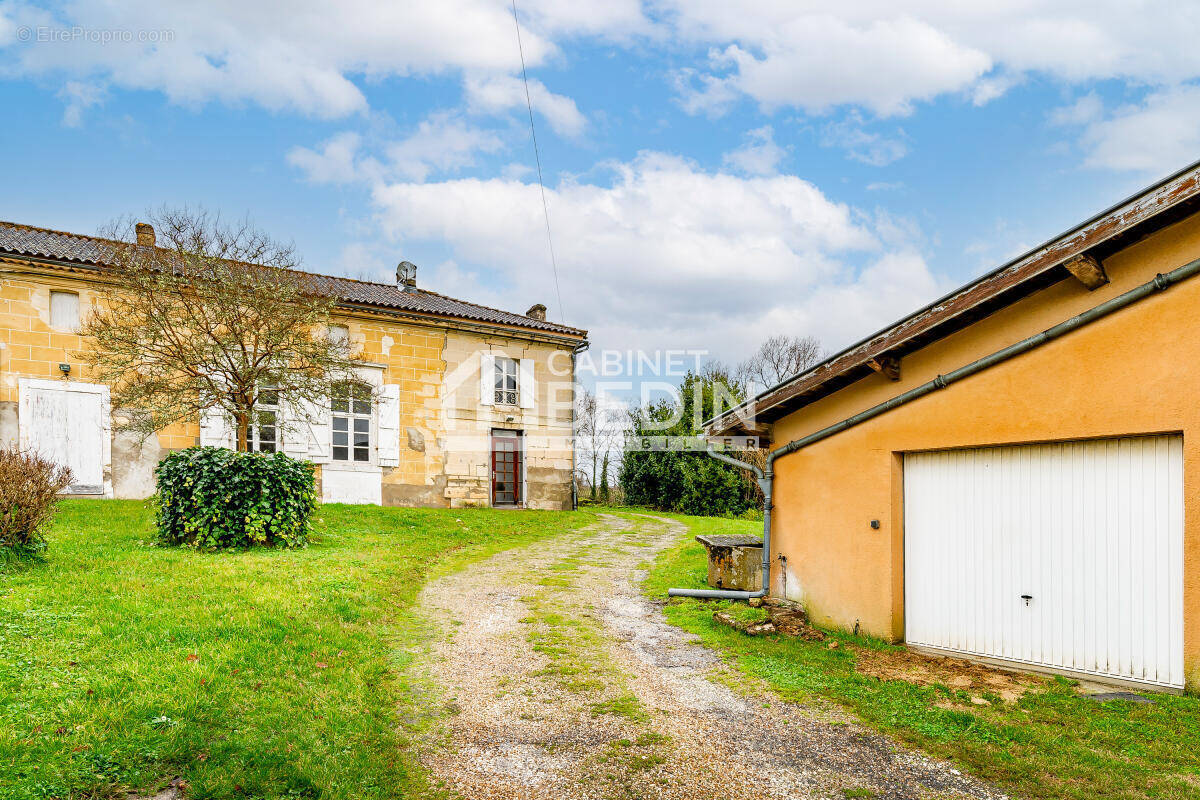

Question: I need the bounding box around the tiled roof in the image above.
[0,220,585,338]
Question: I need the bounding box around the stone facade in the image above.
[0,254,585,510]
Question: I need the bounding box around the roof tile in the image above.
[0,220,585,338]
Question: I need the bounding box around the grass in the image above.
[0,499,591,800]
[645,515,1200,800]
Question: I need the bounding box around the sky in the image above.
[2,1,1200,384]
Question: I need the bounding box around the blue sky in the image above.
[2,1,1199,377]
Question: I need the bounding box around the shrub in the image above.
[155,446,317,550]
[0,448,73,559]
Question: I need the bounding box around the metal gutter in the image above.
[672,256,1200,601]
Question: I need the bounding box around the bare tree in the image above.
[735,334,823,392]
[80,208,362,451]
[575,387,624,500]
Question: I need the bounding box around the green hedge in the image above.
[154,446,317,549]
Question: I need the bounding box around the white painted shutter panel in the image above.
[279,395,311,460]
[199,405,235,449]
[479,352,495,406]
[303,394,332,464]
[377,384,401,467]
[519,358,536,409]
[904,436,1184,689]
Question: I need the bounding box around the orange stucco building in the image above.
[710,162,1200,691]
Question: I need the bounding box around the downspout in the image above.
[570,341,590,511]
[670,256,1200,601]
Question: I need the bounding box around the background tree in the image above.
[81,208,361,451]
[599,452,610,503]
[619,367,754,517]
[575,386,622,500]
[735,334,823,392]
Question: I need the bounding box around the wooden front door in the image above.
[491,430,522,506]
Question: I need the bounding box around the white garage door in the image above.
[904,436,1184,688]
[18,379,111,496]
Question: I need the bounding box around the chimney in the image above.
[396,260,417,291]
[526,303,547,321]
[135,222,155,247]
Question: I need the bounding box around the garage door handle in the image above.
[1020,594,1033,606]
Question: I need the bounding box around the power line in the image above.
[510,0,565,322]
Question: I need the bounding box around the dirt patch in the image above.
[712,599,1043,705]
[853,646,1044,704]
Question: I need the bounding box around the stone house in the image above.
[0,220,587,509]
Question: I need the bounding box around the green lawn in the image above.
[645,514,1200,800]
[0,500,591,800]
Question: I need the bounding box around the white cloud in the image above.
[1,0,565,118]
[57,80,106,126]
[464,74,587,138]
[288,132,366,185]
[386,113,505,180]
[1078,85,1200,175]
[722,126,786,176]
[821,115,907,166]
[288,114,504,184]
[367,151,939,360]
[1049,92,1104,127]
[661,3,1200,120]
[711,17,992,117]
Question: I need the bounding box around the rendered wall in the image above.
[767,211,1200,688]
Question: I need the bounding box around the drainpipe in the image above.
[669,255,1200,601]
[570,341,590,511]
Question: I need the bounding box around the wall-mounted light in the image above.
[58,363,71,377]
[870,519,880,530]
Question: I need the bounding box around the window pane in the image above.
[353,447,370,462]
[354,431,369,448]
[353,399,371,415]
[353,418,368,433]
[260,390,279,407]
[333,417,348,431]
[332,430,348,446]
[333,446,348,461]
[260,441,276,453]
[331,397,349,413]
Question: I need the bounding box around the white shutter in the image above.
[377,384,401,467]
[279,394,311,460]
[519,358,536,409]
[302,394,332,464]
[199,405,235,449]
[480,352,495,406]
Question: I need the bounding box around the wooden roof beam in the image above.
[866,355,901,381]
[1062,253,1109,290]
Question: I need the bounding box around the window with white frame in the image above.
[494,357,519,406]
[248,389,279,453]
[331,382,372,462]
[50,291,81,332]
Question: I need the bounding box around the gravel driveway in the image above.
[415,513,1006,800]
